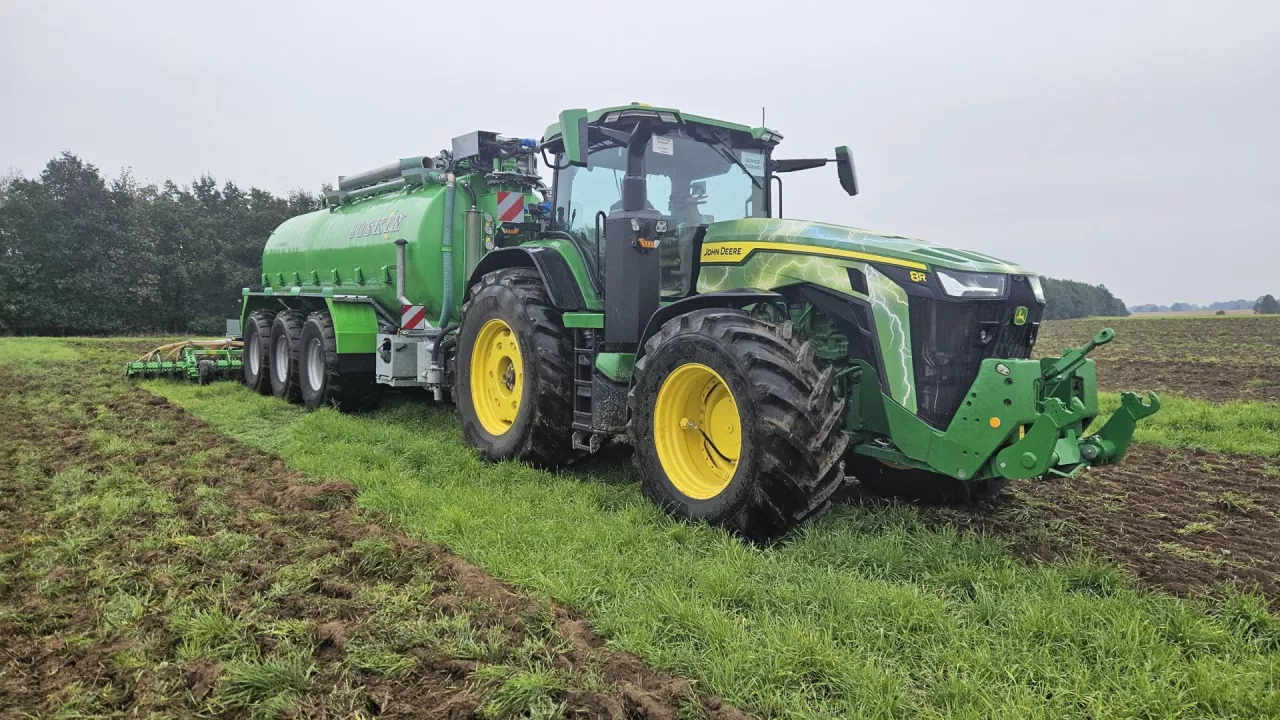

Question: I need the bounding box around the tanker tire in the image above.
[457,268,575,469]
[242,310,276,394]
[630,309,850,542]
[269,310,306,402]
[299,310,381,413]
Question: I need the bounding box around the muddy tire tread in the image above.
[458,268,576,468]
[630,309,849,541]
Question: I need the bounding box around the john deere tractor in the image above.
[239,104,1158,539]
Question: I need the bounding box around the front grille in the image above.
[909,277,1043,428]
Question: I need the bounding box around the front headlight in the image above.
[1028,275,1045,304]
[936,269,1007,298]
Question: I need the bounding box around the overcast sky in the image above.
[2,1,1277,305]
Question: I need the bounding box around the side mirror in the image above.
[835,146,858,196]
[559,108,590,167]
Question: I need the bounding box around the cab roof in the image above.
[540,103,782,149]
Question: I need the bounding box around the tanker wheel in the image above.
[847,456,1007,504]
[457,268,574,468]
[630,309,849,542]
[242,310,276,394]
[299,310,382,413]
[269,310,306,402]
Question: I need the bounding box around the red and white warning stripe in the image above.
[401,304,428,331]
[496,191,525,223]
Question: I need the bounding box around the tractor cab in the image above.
[540,105,856,352]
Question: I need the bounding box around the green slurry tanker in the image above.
[235,104,1159,540]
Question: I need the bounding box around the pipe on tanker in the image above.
[339,156,431,192]
[395,239,411,311]
[436,174,457,329]
[461,178,481,281]
[465,207,482,279]
[346,177,407,203]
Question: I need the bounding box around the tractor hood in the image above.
[700,218,1033,276]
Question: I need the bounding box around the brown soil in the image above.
[0,352,748,718]
[1038,315,1280,402]
[927,445,1280,603]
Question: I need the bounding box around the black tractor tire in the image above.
[197,359,216,386]
[630,309,849,542]
[242,310,276,394]
[847,455,1007,504]
[456,268,575,468]
[268,309,307,402]
[298,310,382,412]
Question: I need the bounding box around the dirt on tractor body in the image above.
[0,351,745,719]
[1038,316,1280,402]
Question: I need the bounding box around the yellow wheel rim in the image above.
[470,318,523,436]
[653,363,741,500]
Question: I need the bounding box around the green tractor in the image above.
[240,103,1159,539]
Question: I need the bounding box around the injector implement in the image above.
[125,339,243,385]
[229,103,1158,539]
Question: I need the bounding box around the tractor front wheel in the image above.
[456,268,575,468]
[298,310,381,412]
[242,310,276,394]
[631,309,849,541]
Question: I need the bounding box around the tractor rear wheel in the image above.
[299,310,381,412]
[242,310,276,394]
[269,310,306,402]
[456,268,575,468]
[630,309,849,542]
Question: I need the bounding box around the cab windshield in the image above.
[554,127,768,297]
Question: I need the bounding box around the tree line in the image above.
[0,152,322,336]
[4,152,1148,335]
[1131,300,1251,313]
[1040,277,1129,320]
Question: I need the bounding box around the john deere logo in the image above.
[1013,306,1029,326]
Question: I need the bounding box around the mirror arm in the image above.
[771,158,832,174]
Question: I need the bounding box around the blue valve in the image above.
[520,138,537,149]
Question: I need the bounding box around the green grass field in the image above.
[1096,393,1280,457]
[4,333,1280,718]
[146,377,1280,718]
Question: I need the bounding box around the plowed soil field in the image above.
[1038,315,1280,402]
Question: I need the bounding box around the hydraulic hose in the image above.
[436,173,456,329]
[458,176,477,208]
[136,339,241,362]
